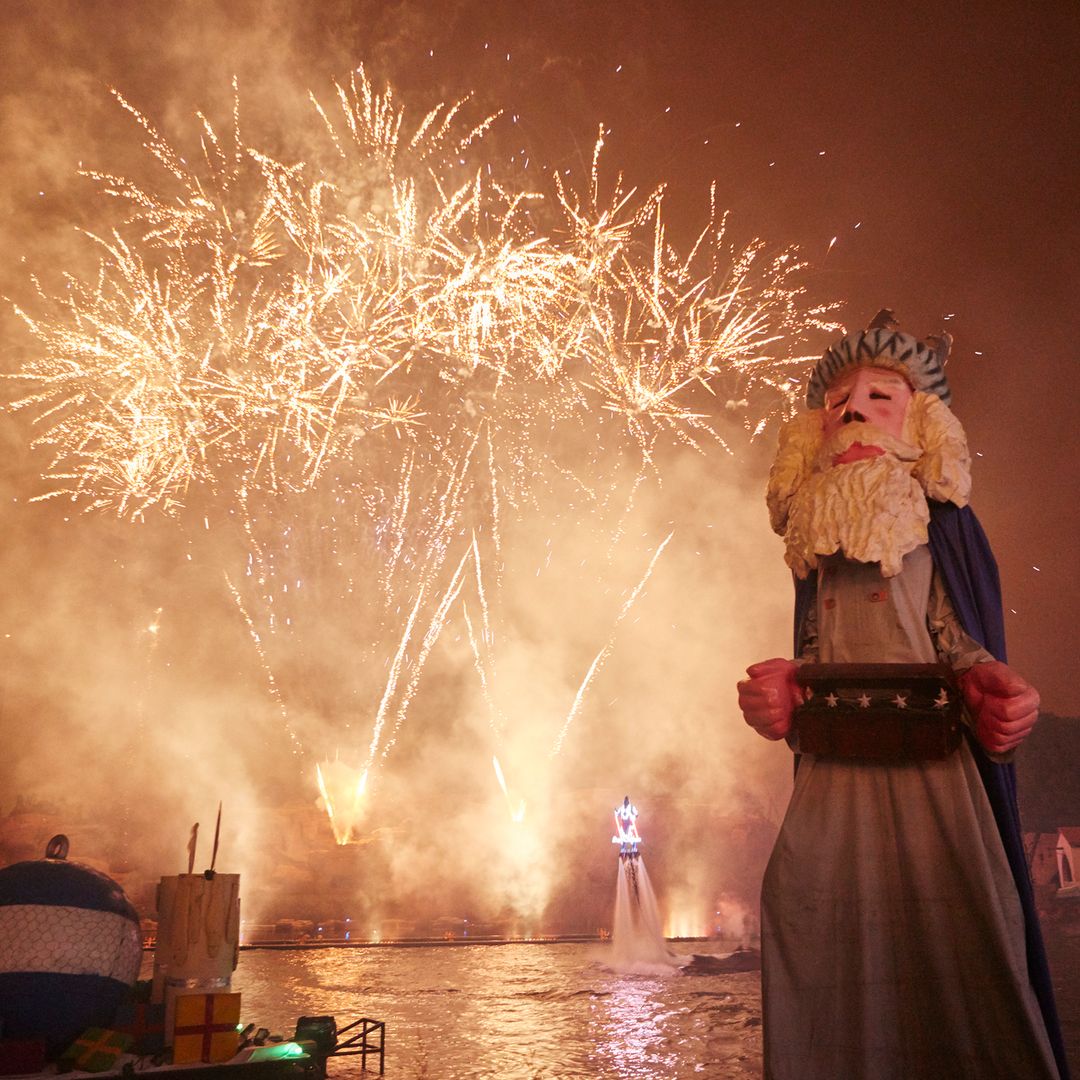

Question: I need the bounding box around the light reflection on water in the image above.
[224,942,762,1078]
[596,972,680,1078]
[141,930,1080,1077]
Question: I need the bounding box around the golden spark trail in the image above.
[314,759,369,844]
[463,530,508,740]
[224,571,303,756]
[471,531,494,650]
[550,530,675,757]
[492,755,525,823]
[315,764,335,822]
[364,580,430,773]
[463,602,505,741]
[376,547,470,764]
[315,763,346,845]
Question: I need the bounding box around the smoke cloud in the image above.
[0,0,804,938]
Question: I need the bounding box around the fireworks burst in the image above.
[7,68,838,841]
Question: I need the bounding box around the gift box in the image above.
[172,992,241,1064]
[0,1038,47,1077]
[794,662,963,761]
[114,999,167,1055]
[57,1027,132,1073]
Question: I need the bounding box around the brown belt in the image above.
[793,662,964,762]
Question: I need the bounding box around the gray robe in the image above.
[761,546,1059,1080]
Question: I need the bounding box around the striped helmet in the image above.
[807,309,952,409]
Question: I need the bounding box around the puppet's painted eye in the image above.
[828,394,849,410]
[869,390,892,400]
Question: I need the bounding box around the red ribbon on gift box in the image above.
[173,997,236,1061]
[116,1002,165,1041]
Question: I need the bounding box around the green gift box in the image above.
[58,1027,132,1073]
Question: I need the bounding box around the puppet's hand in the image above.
[738,658,802,741]
[960,660,1041,755]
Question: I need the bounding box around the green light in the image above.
[248,1042,310,1062]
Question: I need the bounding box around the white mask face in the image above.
[823,366,914,441]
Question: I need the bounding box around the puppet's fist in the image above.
[738,658,802,741]
[960,660,1040,755]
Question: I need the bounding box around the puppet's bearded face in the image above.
[766,370,972,580]
[780,423,929,578]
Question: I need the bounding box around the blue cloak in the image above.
[792,501,1069,1079]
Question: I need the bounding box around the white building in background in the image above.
[1026,832,1060,888]
[1055,827,1080,898]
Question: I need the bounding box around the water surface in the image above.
[231,941,762,1079]
[179,929,1079,1079]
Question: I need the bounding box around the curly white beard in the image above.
[781,425,930,579]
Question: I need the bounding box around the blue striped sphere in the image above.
[0,837,141,1054]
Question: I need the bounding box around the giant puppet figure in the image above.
[737,312,1069,1080]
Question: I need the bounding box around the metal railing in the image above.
[332,1018,386,1075]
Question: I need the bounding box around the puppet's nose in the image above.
[841,409,866,424]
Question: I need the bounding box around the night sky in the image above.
[1,0,1077,764]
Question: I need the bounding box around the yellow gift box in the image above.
[172,992,241,1064]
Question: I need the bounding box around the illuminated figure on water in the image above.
[608,797,671,967]
[612,796,641,858]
